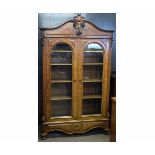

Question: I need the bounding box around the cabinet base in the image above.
[41,119,109,139]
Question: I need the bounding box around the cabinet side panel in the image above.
[41,38,50,138]
[106,39,112,118]
[42,38,50,122]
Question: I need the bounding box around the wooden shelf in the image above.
[51,96,72,100]
[82,114,102,117]
[52,50,72,53]
[51,80,72,83]
[83,79,102,82]
[83,95,102,99]
[51,63,72,66]
[83,63,103,65]
[84,50,103,53]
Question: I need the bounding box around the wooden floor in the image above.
[38,128,110,142]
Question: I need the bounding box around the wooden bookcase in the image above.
[40,15,113,139]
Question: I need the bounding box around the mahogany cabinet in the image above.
[40,15,113,139]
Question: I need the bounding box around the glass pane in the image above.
[83,82,102,96]
[84,43,103,63]
[51,66,72,80]
[51,52,72,64]
[51,43,72,117]
[83,66,102,80]
[84,52,103,63]
[85,43,103,51]
[51,100,71,116]
[52,43,72,51]
[51,83,72,97]
[82,99,101,115]
[51,43,72,64]
[82,43,104,115]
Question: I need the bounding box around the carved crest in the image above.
[73,14,85,35]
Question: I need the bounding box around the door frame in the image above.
[77,38,110,120]
[43,38,78,122]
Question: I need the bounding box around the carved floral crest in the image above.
[73,14,85,35]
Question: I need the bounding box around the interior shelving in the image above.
[83,63,103,65]
[51,80,72,83]
[83,95,102,99]
[83,79,102,82]
[51,96,72,100]
[52,50,72,52]
[51,63,72,65]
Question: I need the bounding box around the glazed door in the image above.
[48,40,77,120]
[77,39,107,119]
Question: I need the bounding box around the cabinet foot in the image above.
[41,123,48,140]
[104,128,110,135]
[41,133,48,140]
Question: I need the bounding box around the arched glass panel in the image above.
[82,43,104,115]
[51,43,72,117]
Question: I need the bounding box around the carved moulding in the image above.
[101,40,107,48]
[47,120,109,134]
[81,40,88,46]
[73,14,85,36]
[42,38,48,46]
[71,123,83,133]
[109,39,113,48]
[48,125,106,134]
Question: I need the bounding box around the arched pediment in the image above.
[41,14,113,38]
